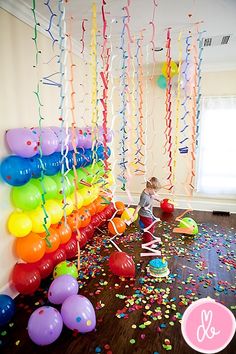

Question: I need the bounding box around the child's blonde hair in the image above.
[146,177,161,191]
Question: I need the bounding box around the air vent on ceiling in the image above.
[202,34,231,47]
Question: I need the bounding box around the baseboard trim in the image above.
[114,192,236,213]
[0,282,19,298]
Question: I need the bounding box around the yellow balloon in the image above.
[79,187,93,206]
[106,172,115,187]
[70,191,84,209]
[27,207,51,233]
[8,211,32,237]
[121,208,138,222]
[45,200,63,224]
[59,196,74,216]
[161,61,178,78]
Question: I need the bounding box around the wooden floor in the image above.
[1,209,236,354]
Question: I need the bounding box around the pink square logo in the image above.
[181,298,236,353]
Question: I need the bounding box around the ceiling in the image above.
[2,0,236,71]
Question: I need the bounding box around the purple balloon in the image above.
[48,275,78,305]
[98,127,113,144]
[68,128,79,151]
[61,295,96,333]
[28,306,63,345]
[6,128,38,158]
[32,127,58,156]
[50,126,66,152]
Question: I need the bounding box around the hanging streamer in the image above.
[58,0,70,225]
[32,0,50,243]
[149,0,158,80]
[44,0,58,47]
[90,3,99,166]
[118,14,129,190]
[196,30,204,149]
[163,28,173,190]
[172,31,183,188]
[100,0,110,173]
[32,0,40,67]
[179,34,191,154]
[189,26,198,191]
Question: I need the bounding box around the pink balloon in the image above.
[6,128,38,158]
[32,127,58,156]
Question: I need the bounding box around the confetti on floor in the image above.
[0,213,235,354]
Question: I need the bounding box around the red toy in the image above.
[160,199,174,213]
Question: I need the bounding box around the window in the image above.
[197,96,236,196]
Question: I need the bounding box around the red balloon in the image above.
[78,231,87,249]
[105,203,116,218]
[109,251,135,278]
[33,254,54,279]
[50,248,66,266]
[61,238,77,259]
[12,263,41,294]
[160,199,174,213]
[97,211,107,225]
[90,214,103,228]
[80,224,95,241]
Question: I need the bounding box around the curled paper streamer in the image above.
[196,30,205,149]
[100,0,110,172]
[172,31,183,188]
[90,3,99,164]
[44,0,58,46]
[179,34,192,154]
[163,28,173,190]
[31,0,40,66]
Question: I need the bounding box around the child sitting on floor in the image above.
[130,177,162,244]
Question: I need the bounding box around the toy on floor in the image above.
[160,198,174,213]
[147,257,170,277]
[173,210,198,235]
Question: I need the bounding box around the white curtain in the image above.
[197,96,236,196]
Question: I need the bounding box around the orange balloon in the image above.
[66,212,82,232]
[43,228,60,254]
[115,201,125,216]
[78,207,91,228]
[108,217,126,235]
[15,232,46,263]
[86,202,97,216]
[53,222,72,244]
[94,196,106,213]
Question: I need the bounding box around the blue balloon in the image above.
[0,294,15,326]
[43,153,61,176]
[0,156,32,186]
[30,155,42,178]
[83,149,93,166]
[96,146,111,160]
[75,151,83,167]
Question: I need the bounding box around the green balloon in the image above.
[52,174,71,199]
[11,181,41,211]
[67,171,75,194]
[76,169,88,188]
[157,75,167,89]
[31,176,57,200]
[53,260,78,279]
[179,217,198,235]
[96,161,105,177]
